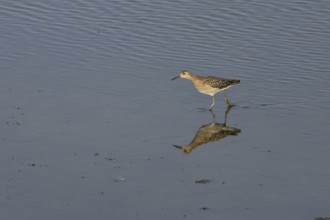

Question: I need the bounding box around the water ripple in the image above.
[1,0,330,112]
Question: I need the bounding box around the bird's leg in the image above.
[224,105,232,125]
[224,91,232,107]
[209,109,216,123]
[209,96,215,110]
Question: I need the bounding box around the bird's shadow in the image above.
[173,106,241,154]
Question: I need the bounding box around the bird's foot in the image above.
[225,98,235,107]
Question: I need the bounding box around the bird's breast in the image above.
[192,81,221,96]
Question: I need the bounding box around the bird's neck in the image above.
[187,73,199,81]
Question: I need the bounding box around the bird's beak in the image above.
[172,145,182,149]
[171,75,180,81]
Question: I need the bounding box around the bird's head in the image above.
[173,144,192,154]
[171,70,192,80]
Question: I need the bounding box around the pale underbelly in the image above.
[197,85,233,96]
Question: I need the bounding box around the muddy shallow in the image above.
[1,1,330,219]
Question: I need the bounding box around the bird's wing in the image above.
[202,77,228,89]
[203,76,239,89]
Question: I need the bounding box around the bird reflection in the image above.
[173,107,241,154]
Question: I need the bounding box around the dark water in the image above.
[1,0,330,219]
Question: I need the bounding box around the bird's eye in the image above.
[182,72,185,75]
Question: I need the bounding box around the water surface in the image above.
[1,0,330,219]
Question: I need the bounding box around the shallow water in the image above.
[1,0,330,219]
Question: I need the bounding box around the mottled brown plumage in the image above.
[203,76,240,89]
[173,107,241,154]
[172,70,240,109]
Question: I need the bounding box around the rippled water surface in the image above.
[1,0,330,219]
